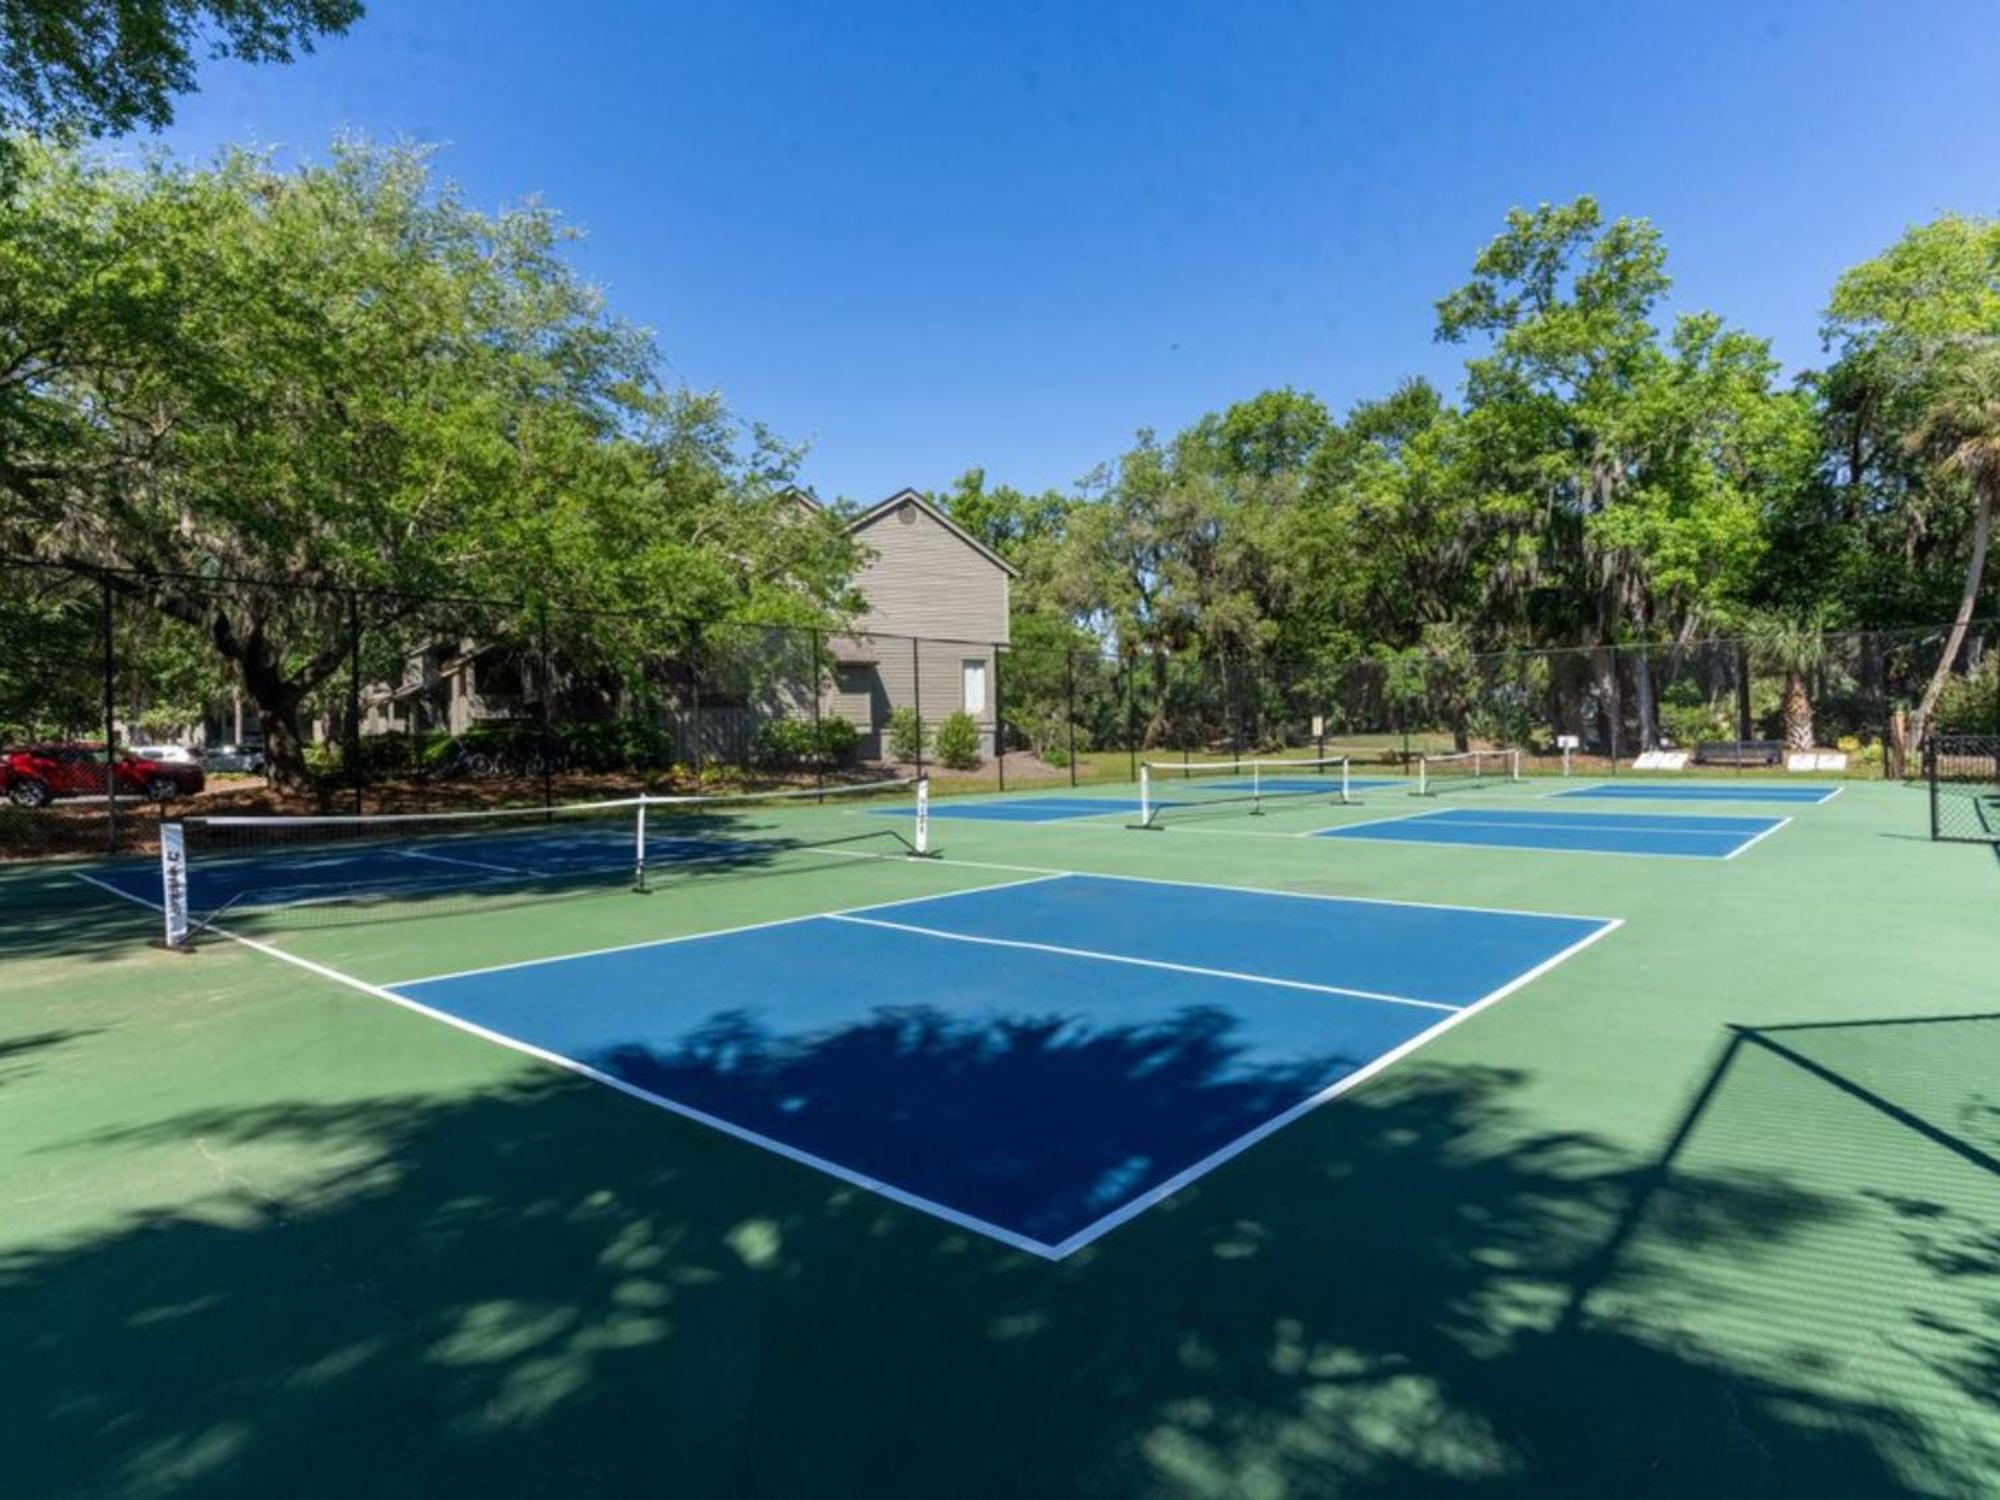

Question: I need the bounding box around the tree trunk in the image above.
[1909,483,1995,750]
[1628,650,1658,750]
[1782,672,1815,751]
[1591,647,1618,758]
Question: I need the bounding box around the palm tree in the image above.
[1907,345,2000,752]
[1753,610,1830,752]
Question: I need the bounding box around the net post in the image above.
[1340,756,1351,805]
[1138,764,1154,827]
[911,637,924,782]
[913,775,930,855]
[633,798,649,892]
[1927,734,1939,842]
[157,818,191,951]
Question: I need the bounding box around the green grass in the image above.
[2,778,1996,1496]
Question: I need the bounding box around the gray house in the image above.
[313,486,1016,764]
[807,488,1019,760]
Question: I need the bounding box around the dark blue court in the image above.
[1551,782,1840,805]
[386,873,1615,1256]
[1320,806,1786,859]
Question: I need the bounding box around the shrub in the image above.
[814,716,859,765]
[751,718,817,769]
[934,711,981,770]
[1935,654,1998,734]
[887,706,927,762]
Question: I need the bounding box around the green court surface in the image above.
[4,776,1998,1497]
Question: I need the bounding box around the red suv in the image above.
[0,743,206,808]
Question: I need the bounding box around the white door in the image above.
[962,659,987,716]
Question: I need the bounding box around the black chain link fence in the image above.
[6,556,1996,864]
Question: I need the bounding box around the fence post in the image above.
[537,600,554,811]
[100,575,118,854]
[1735,640,1753,744]
[994,644,1006,792]
[911,636,924,781]
[691,628,705,785]
[811,627,824,801]
[1066,648,1078,788]
[346,591,364,814]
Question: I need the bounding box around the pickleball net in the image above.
[1415,749,1521,796]
[157,777,930,948]
[1136,755,1352,828]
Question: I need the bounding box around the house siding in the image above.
[849,500,1011,643]
[833,497,1013,757]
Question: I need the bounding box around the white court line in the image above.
[1320,822,1751,863]
[1539,782,1838,806]
[825,912,1458,1014]
[1721,814,1794,860]
[386,872,1071,989]
[71,865,1623,1262]
[1043,913,1625,1257]
[1370,812,1775,840]
[899,851,1620,925]
[398,848,545,878]
[69,871,1067,1260]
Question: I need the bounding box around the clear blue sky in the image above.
[148,0,2000,505]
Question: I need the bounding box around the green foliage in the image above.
[886,707,926,763]
[0,2,361,141]
[933,711,981,770]
[1934,654,1999,734]
[0,138,857,786]
[750,716,859,770]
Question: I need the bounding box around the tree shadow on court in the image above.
[0,861,169,963]
[0,1005,1983,1498]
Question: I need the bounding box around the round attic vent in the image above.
[897,503,916,524]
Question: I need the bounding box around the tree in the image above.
[1820,215,2000,748]
[0,138,857,784]
[1436,197,1814,749]
[1905,347,2000,747]
[0,1,360,142]
[1749,609,1831,751]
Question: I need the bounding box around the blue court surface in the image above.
[1320,806,1786,859]
[87,820,763,914]
[911,796,1147,823]
[385,872,1616,1257]
[906,781,1400,824]
[1551,782,1840,805]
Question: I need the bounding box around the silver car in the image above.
[203,743,266,773]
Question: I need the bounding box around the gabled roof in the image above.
[845,488,1021,578]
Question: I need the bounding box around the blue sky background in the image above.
[146,0,2000,504]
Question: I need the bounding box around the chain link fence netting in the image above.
[7,556,1998,866]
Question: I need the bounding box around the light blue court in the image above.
[385,872,1616,1257]
[1552,782,1841,805]
[1319,806,1786,859]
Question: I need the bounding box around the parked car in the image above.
[1,743,206,807]
[203,743,266,774]
[130,744,203,767]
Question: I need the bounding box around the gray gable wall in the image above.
[848,494,1012,645]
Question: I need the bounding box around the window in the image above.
[836,664,873,696]
[962,658,987,716]
[473,650,524,697]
